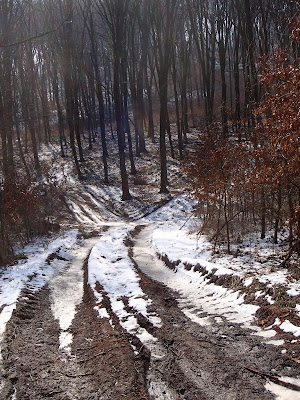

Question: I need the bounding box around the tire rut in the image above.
[70,281,150,400]
[1,222,298,400]
[130,225,299,400]
[135,271,275,400]
[1,239,150,400]
[1,287,86,400]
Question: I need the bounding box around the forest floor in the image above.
[0,133,300,400]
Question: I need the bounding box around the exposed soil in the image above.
[1,223,300,400]
[1,271,149,399]
[136,271,292,400]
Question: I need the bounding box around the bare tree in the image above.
[95,0,132,200]
[149,0,179,193]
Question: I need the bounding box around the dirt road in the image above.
[1,223,299,400]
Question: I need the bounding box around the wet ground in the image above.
[0,224,299,400]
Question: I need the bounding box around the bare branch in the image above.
[0,9,73,48]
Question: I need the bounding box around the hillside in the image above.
[0,138,299,400]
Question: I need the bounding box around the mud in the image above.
[130,225,300,400]
[1,224,299,400]
[1,269,149,399]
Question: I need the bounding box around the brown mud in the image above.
[0,224,299,400]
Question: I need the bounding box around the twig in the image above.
[64,372,94,378]
[179,215,192,230]
[47,391,64,396]
[75,344,98,352]
[279,240,300,268]
[210,209,243,242]
[244,365,300,392]
[0,8,74,48]
[128,116,136,128]
[168,347,179,357]
[79,345,128,362]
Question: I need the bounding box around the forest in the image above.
[0,0,299,264]
[1,2,300,398]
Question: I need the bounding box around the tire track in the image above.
[131,224,299,400]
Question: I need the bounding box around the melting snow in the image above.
[133,225,259,331]
[0,230,78,344]
[278,320,300,337]
[1,187,299,399]
[287,288,300,297]
[266,376,300,400]
[144,194,300,340]
[49,236,99,354]
[88,225,161,344]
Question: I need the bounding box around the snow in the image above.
[266,339,285,346]
[49,237,99,354]
[144,194,300,340]
[0,229,78,344]
[0,229,99,358]
[251,326,277,339]
[244,277,254,287]
[287,288,300,297]
[67,200,93,224]
[0,175,299,400]
[151,223,296,294]
[94,305,110,319]
[144,194,197,223]
[0,228,82,393]
[266,376,300,400]
[278,320,300,337]
[134,224,260,331]
[88,225,161,344]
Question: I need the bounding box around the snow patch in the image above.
[244,277,253,287]
[133,225,260,333]
[94,306,110,319]
[59,331,73,355]
[266,376,300,400]
[0,230,78,344]
[265,339,285,346]
[278,320,300,337]
[49,236,99,353]
[88,226,161,345]
[146,194,300,339]
[287,288,300,297]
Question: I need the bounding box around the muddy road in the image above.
[0,223,299,400]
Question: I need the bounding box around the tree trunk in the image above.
[159,71,169,194]
[261,188,266,240]
[274,187,282,244]
[52,59,65,157]
[172,55,183,159]
[113,50,131,200]
[62,0,82,180]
